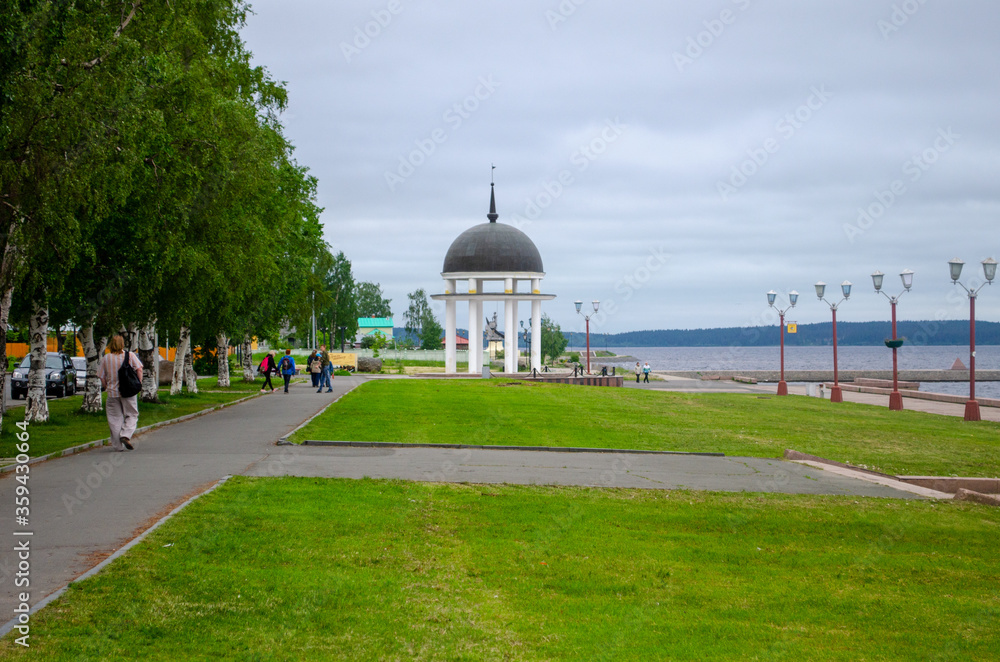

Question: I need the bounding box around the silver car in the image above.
[72,356,87,391]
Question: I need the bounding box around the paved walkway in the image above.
[0,373,949,618]
[0,377,363,615]
[251,445,919,499]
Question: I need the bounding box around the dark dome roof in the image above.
[442,222,544,274]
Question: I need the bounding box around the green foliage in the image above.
[360,331,388,357]
[419,312,444,350]
[191,347,217,377]
[568,352,580,363]
[355,281,392,319]
[404,289,429,338]
[540,314,568,364]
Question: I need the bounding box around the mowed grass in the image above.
[1,376,262,458]
[3,477,997,661]
[291,379,1000,476]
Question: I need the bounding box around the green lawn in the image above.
[4,477,997,660]
[291,379,1000,477]
[1,376,263,458]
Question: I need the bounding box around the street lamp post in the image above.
[766,289,798,396]
[520,320,530,372]
[815,280,852,402]
[574,299,600,374]
[338,326,346,353]
[872,268,914,411]
[948,257,996,422]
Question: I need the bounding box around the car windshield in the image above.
[18,355,64,370]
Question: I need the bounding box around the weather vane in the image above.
[491,163,495,185]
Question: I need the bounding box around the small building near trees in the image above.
[356,318,394,346]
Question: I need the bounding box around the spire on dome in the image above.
[487,164,498,222]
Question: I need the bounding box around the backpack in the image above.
[279,356,291,372]
[118,352,142,398]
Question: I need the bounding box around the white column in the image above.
[467,277,478,373]
[531,299,541,371]
[531,277,540,294]
[467,300,479,375]
[445,299,456,373]
[474,279,484,372]
[444,279,457,373]
[504,296,517,373]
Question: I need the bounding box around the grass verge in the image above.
[1,377,265,458]
[290,379,1000,476]
[3,477,997,660]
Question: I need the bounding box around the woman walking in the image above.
[258,351,277,393]
[634,361,641,383]
[98,335,143,452]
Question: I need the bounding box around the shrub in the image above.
[568,352,580,363]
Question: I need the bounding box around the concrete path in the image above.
[247,444,921,500]
[0,373,941,619]
[0,376,363,616]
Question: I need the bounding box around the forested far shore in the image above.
[564,320,1000,348]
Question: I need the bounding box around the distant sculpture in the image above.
[485,312,504,340]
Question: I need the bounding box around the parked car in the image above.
[71,356,87,391]
[10,352,77,399]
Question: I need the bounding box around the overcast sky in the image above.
[240,0,1000,336]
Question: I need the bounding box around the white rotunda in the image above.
[431,184,556,374]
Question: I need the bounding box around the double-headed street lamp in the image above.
[574,299,599,374]
[948,257,997,422]
[872,268,914,411]
[815,280,852,403]
[519,320,531,372]
[766,289,798,396]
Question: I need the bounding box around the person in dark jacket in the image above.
[278,349,296,393]
[258,351,277,393]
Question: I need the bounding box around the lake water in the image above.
[590,345,1000,400]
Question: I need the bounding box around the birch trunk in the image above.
[216,333,230,387]
[183,341,199,393]
[241,336,255,382]
[24,304,49,423]
[0,279,12,419]
[170,326,190,395]
[138,324,159,403]
[80,323,106,413]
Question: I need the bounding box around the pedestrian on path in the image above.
[635,361,641,383]
[279,349,296,393]
[643,362,651,383]
[98,334,143,451]
[317,344,332,393]
[308,350,321,388]
[257,351,277,393]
